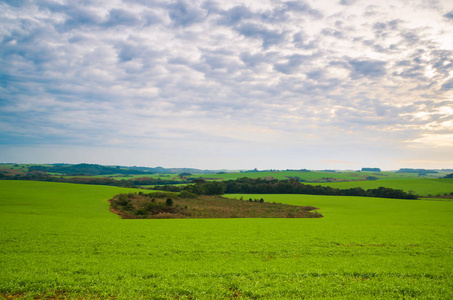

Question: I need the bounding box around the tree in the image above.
[203,181,226,195]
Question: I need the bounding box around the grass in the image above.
[307,178,453,196]
[192,170,449,181]
[1,181,452,299]
[194,170,368,181]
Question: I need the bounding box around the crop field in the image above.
[58,174,185,181]
[66,170,450,184]
[193,170,448,181]
[307,178,453,197]
[196,171,371,181]
[1,180,452,299]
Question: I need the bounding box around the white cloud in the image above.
[405,133,453,147]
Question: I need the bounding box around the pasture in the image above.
[195,170,373,181]
[307,178,453,197]
[0,180,452,299]
[192,170,449,181]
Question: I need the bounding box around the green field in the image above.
[307,178,453,197]
[1,181,452,299]
[56,174,184,181]
[195,171,372,181]
[192,170,450,181]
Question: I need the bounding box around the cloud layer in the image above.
[1,0,452,169]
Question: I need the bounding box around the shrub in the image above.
[112,194,130,207]
[180,190,197,198]
[150,191,175,198]
[135,208,147,216]
[166,198,174,207]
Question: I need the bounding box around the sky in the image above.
[1,0,453,170]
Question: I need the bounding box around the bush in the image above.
[135,208,147,216]
[166,198,174,207]
[148,191,174,198]
[112,194,130,207]
[179,190,197,198]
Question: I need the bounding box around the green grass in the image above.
[0,164,38,174]
[195,170,363,181]
[56,174,185,181]
[307,178,453,196]
[1,181,452,299]
[193,170,448,181]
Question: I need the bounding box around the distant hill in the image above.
[28,163,149,176]
[126,166,219,174]
[27,163,220,176]
[396,168,438,175]
[361,168,381,172]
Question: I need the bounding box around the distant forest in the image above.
[28,164,149,176]
[26,163,218,175]
[0,172,179,187]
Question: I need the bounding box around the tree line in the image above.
[0,172,180,187]
[28,163,151,176]
[156,178,418,200]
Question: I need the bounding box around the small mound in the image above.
[109,192,322,219]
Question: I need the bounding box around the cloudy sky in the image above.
[1,0,452,170]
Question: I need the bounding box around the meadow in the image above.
[1,180,452,299]
[307,178,453,197]
[195,170,379,181]
[193,170,450,181]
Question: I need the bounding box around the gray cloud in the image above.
[444,11,453,19]
[348,59,387,79]
[104,9,141,28]
[401,31,420,46]
[141,10,164,26]
[240,52,267,68]
[115,41,159,63]
[283,1,323,18]
[293,32,317,49]
[321,28,345,39]
[236,23,286,49]
[201,1,221,14]
[441,79,453,91]
[430,50,453,76]
[392,65,425,79]
[217,5,254,26]
[167,0,205,27]
[273,54,312,74]
[340,0,357,5]
[61,7,104,30]
[372,20,401,38]
[216,1,322,27]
